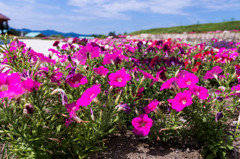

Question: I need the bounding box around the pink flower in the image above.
[177,73,199,88]
[61,44,69,50]
[86,43,100,59]
[103,52,119,65]
[137,69,155,80]
[169,90,192,112]
[160,77,177,91]
[177,70,191,78]
[66,73,88,88]
[231,84,240,92]
[50,72,63,85]
[22,78,42,92]
[74,49,87,65]
[231,84,240,97]
[65,102,79,118]
[144,100,160,114]
[189,85,209,100]
[150,67,166,86]
[204,66,223,80]
[132,114,153,136]
[33,52,56,64]
[76,84,101,107]
[108,68,131,87]
[0,73,25,99]
[93,66,109,76]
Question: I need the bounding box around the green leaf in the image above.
[1,142,8,159]
[226,135,234,145]
[57,125,61,133]
[212,147,218,155]
[226,145,234,150]
[206,153,216,159]
[222,151,227,157]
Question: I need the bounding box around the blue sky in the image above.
[1,0,240,35]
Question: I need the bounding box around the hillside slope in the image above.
[130,21,240,35]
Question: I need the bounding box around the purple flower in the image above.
[60,90,68,105]
[66,67,76,81]
[116,102,131,114]
[23,103,34,114]
[166,57,181,67]
[53,41,60,47]
[215,112,224,122]
[66,73,88,88]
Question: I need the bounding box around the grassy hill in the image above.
[130,21,240,35]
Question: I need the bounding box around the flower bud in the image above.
[108,86,114,94]
[23,103,34,114]
[50,88,68,105]
[215,112,224,122]
[237,112,240,126]
[92,97,101,106]
[115,89,123,105]
[116,102,131,114]
[90,108,95,121]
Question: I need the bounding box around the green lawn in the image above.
[130,21,240,35]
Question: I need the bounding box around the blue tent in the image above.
[79,35,94,39]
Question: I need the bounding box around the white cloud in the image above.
[67,0,193,20]
[67,0,240,20]
[15,0,35,4]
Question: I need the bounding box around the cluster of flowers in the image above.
[1,35,240,157]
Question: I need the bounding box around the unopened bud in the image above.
[135,108,139,116]
[92,97,101,106]
[23,103,34,114]
[109,86,114,94]
[115,89,123,105]
[34,59,42,71]
[140,76,145,85]
[90,108,95,121]
[237,113,240,126]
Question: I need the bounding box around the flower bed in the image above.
[0,35,240,158]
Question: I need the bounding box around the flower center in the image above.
[182,100,187,105]
[186,80,191,85]
[141,122,146,127]
[117,77,123,82]
[0,84,8,91]
[90,93,95,99]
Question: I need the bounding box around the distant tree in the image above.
[51,34,64,38]
[99,35,107,39]
[8,28,21,36]
[108,31,116,36]
[91,34,107,39]
[124,32,128,35]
